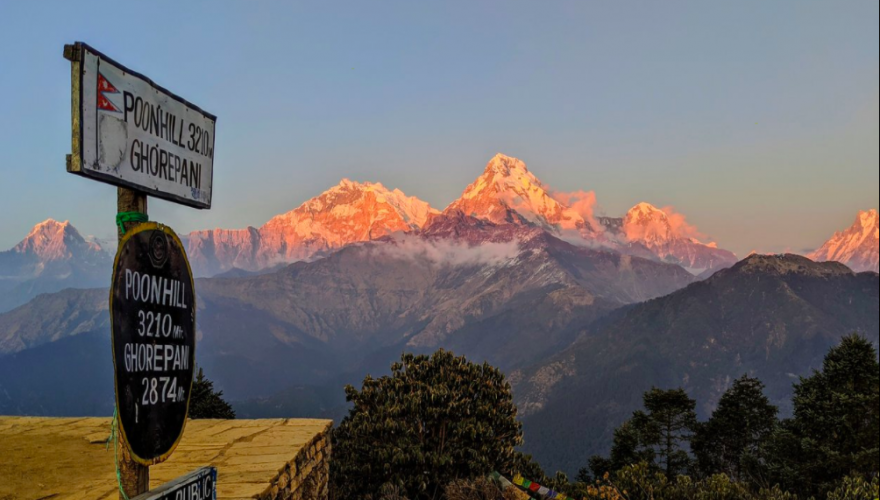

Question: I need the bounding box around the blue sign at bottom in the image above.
[131,467,217,500]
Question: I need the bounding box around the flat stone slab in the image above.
[0,416,331,500]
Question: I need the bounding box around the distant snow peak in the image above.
[14,219,91,262]
[623,203,713,245]
[444,155,737,276]
[484,153,530,176]
[26,219,74,241]
[295,178,436,228]
[618,202,736,275]
[859,209,879,229]
[624,203,673,243]
[0,219,114,312]
[449,153,598,237]
[185,179,439,276]
[809,209,879,273]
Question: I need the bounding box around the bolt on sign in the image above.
[131,467,217,500]
[64,42,215,209]
[112,223,196,465]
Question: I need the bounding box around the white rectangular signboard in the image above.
[65,42,215,209]
[131,467,216,500]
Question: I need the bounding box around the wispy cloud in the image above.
[550,190,602,232]
[660,206,709,242]
[373,234,521,267]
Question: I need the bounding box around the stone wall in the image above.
[260,423,331,500]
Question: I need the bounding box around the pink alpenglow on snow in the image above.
[4,219,105,270]
[809,209,879,273]
[617,202,737,275]
[445,154,601,238]
[185,179,439,276]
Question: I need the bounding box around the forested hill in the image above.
[514,254,880,475]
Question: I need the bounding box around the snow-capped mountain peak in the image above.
[623,202,674,244]
[809,210,879,273]
[448,153,595,235]
[482,153,531,177]
[12,219,97,262]
[264,178,438,242]
[185,179,439,276]
[0,219,112,311]
[859,209,878,230]
[619,203,737,275]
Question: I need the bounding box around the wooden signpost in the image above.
[64,41,216,499]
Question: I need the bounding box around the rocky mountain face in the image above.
[513,254,879,475]
[0,212,694,410]
[185,180,438,277]
[600,203,738,275]
[196,213,693,363]
[0,220,111,313]
[0,288,108,355]
[809,209,879,273]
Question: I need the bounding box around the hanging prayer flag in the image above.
[495,472,574,500]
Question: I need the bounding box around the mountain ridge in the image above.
[513,253,879,474]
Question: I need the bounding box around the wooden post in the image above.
[117,186,149,497]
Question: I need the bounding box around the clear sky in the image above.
[0,1,877,256]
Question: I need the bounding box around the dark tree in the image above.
[587,388,697,480]
[588,419,656,479]
[692,375,778,480]
[771,334,880,497]
[639,388,698,479]
[188,368,236,419]
[331,350,523,500]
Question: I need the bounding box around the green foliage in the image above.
[331,338,878,500]
[692,375,778,480]
[582,463,800,500]
[763,334,880,497]
[330,350,523,500]
[188,367,236,419]
[443,477,521,500]
[825,475,880,500]
[579,337,879,498]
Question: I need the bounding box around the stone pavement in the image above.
[0,416,331,500]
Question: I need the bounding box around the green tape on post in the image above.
[116,212,149,235]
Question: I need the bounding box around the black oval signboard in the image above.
[111,222,196,465]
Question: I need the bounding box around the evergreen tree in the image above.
[773,334,880,497]
[188,368,236,419]
[587,388,697,480]
[692,375,778,480]
[331,350,523,500]
[640,388,698,479]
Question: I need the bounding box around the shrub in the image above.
[331,351,523,500]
